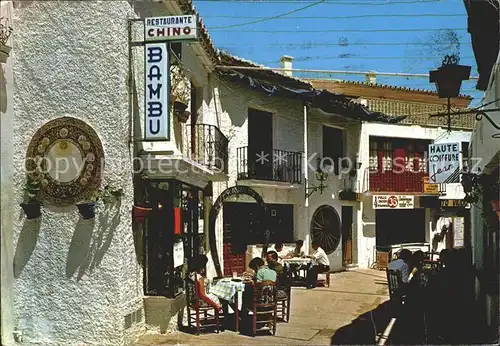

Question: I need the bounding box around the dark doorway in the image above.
[222,202,293,275]
[248,108,273,180]
[342,206,353,265]
[375,209,426,246]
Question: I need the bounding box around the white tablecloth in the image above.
[282,258,312,266]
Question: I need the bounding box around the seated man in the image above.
[388,248,412,283]
[305,241,330,289]
[273,242,286,263]
[286,239,305,258]
[266,250,288,299]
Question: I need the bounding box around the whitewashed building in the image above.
[310,76,475,269]
[464,0,499,341]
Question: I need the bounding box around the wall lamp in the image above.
[305,157,329,199]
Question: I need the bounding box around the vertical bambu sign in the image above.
[144,43,170,140]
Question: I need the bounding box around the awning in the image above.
[218,69,407,124]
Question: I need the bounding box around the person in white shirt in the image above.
[388,249,412,283]
[273,242,286,263]
[305,241,330,289]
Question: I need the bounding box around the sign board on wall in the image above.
[428,142,461,184]
[173,241,184,268]
[373,195,414,209]
[144,43,170,140]
[145,15,198,42]
[453,217,464,247]
[422,176,439,194]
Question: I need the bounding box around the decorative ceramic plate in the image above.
[25,117,104,205]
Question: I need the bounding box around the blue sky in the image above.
[193,0,482,106]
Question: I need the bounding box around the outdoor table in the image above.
[210,277,248,332]
[282,258,312,284]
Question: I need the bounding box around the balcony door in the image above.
[248,108,273,180]
[393,139,407,191]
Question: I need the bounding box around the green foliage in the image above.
[23,175,41,203]
[86,184,124,205]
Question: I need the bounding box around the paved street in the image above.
[136,269,392,345]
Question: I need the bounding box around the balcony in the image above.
[364,168,427,193]
[236,146,302,184]
[184,124,229,175]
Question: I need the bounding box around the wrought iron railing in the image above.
[364,167,427,193]
[184,124,229,174]
[236,146,302,183]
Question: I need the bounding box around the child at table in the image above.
[188,254,222,311]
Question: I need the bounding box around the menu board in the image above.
[173,241,184,268]
[453,217,464,247]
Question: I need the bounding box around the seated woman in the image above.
[188,254,222,311]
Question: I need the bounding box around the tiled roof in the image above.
[309,79,472,100]
[218,51,313,89]
[176,0,219,62]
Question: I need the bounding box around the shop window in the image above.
[143,181,203,298]
[323,126,344,175]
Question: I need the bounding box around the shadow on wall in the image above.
[132,219,144,266]
[0,66,7,113]
[13,219,42,278]
[66,200,121,281]
[144,294,186,334]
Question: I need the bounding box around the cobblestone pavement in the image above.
[135,269,392,345]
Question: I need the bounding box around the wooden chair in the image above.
[276,267,292,323]
[316,267,332,287]
[186,276,222,335]
[251,280,278,336]
[386,269,406,314]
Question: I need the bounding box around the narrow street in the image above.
[136,269,392,345]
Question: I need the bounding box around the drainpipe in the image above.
[203,182,213,254]
[304,103,310,254]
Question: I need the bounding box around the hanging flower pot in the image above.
[0,44,11,64]
[76,202,96,220]
[133,205,152,223]
[20,200,42,220]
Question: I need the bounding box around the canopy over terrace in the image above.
[216,52,407,124]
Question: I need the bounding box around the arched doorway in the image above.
[310,205,341,255]
[209,185,269,277]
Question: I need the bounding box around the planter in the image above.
[0,44,11,64]
[338,190,358,201]
[20,200,42,219]
[77,203,96,220]
[133,205,152,223]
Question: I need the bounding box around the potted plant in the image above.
[0,17,13,64]
[77,185,124,219]
[20,176,42,219]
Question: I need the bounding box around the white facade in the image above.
[355,117,472,268]
[469,53,500,333]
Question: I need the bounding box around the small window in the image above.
[369,140,378,172]
[323,126,344,175]
[461,142,470,171]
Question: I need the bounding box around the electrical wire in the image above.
[204,13,464,19]
[207,0,327,29]
[195,0,442,5]
[257,56,475,63]
[210,28,467,33]
[218,41,470,47]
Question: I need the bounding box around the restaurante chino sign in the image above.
[145,15,198,42]
[428,142,461,184]
[373,195,414,209]
[143,16,198,141]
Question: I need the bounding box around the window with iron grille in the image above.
[369,140,378,172]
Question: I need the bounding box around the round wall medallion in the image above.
[25,117,104,205]
[310,205,341,255]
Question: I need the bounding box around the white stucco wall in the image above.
[1,2,16,345]
[10,2,143,345]
[355,121,472,268]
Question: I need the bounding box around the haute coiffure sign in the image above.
[145,15,198,42]
[143,16,198,141]
[428,142,461,184]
